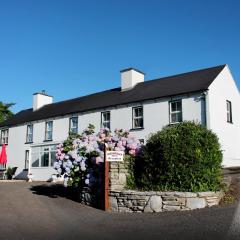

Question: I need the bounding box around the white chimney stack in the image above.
[33,90,53,111]
[120,68,145,91]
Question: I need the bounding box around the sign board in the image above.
[106,151,124,162]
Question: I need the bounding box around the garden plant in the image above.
[128,121,223,192]
[54,124,142,192]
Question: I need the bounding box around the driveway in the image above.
[0,182,239,240]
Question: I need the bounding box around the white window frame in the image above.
[101,111,111,129]
[69,117,78,134]
[132,106,144,129]
[26,124,33,143]
[31,145,57,168]
[226,100,233,123]
[45,121,53,141]
[169,100,182,124]
[1,129,9,145]
[25,150,29,170]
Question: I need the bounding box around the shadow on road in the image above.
[27,182,240,240]
[30,183,81,202]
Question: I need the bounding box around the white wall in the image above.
[208,65,240,167]
[3,92,204,181]
[121,69,144,91]
[33,93,53,111]
[4,125,26,174]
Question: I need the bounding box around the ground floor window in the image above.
[31,145,57,168]
[25,150,29,170]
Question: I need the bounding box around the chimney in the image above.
[120,68,145,91]
[33,90,53,111]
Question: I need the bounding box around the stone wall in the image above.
[108,161,225,213]
[109,162,128,191]
[80,161,225,212]
[109,190,224,213]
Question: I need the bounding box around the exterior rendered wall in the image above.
[2,92,204,181]
[33,94,53,111]
[208,66,240,167]
[121,70,144,90]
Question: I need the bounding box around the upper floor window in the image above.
[101,111,111,129]
[26,124,33,143]
[45,121,53,141]
[132,106,143,129]
[227,100,233,123]
[169,100,182,124]
[69,117,78,134]
[1,129,9,145]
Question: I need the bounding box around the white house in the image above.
[0,65,239,181]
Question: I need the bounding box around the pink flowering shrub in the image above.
[54,124,142,189]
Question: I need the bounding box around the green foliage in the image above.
[127,121,223,192]
[0,102,15,123]
[124,155,137,189]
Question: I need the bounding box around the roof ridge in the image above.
[38,64,227,108]
[0,64,227,128]
[141,64,226,85]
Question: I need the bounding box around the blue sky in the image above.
[0,0,239,113]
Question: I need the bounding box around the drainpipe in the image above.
[203,90,210,129]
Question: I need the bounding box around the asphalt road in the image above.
[0,182,239,240]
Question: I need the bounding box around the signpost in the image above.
[104,144,124,211]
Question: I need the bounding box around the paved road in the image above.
[0,182,239,240]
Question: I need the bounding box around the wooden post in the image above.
[104,143,109,211]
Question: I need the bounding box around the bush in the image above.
[129,121,223,192]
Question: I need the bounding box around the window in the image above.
[31,145,57,168]
[170,100,182,124]
[0,129,9,144]
[101,111,111,129]
[69,117,78,134]
[45,121,53,141]
[132,106,143,129]
[25,150,29,170]
[227,100,233,123]
[26,124,33,143]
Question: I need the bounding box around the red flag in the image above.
[0,144,7,165]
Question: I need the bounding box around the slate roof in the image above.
[0,65,226,128]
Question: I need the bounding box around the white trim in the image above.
[30,141,60,147]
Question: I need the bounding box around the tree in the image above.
[0,102,15,123]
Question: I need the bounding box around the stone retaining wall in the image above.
[80,161,225,212]
[109,190,224,213]
[108,162,225,213]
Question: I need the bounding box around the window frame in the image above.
[25,150,29,170]
[26,124,33,143]
[101,111,111,130]
[0,129,9,145]
[45,121,53,141]
[31,145,57,168]
[132,106,144,129]
[69,116,78,134]
[169,100,183,124]
[226,100,233,123]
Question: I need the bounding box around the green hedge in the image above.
[127,121,223,192]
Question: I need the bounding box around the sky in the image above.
[0,0,239,113]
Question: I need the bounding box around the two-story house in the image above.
[0,64,239,181]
